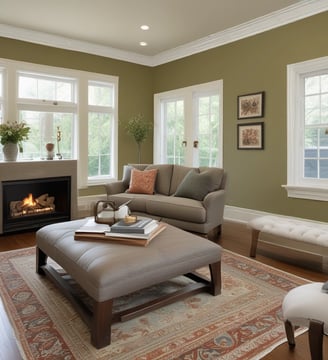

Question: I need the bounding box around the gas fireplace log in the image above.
[9,193,56,217]
[36,194,55,207]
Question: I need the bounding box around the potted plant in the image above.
[125,113,152,163]
[0,121,30,161]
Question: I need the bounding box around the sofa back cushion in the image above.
[169,165,195,195]
[145,164,173,195]
[122,164,173,195]
[199,167,225,191]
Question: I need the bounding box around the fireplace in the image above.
[0,160,78,234]
[2,177,71,233]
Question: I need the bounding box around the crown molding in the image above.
[0,24,151,66]
[151,0,328,66]
[0,0,327,67]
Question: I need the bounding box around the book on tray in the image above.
[74,217,166,246]
[109,218,158,234]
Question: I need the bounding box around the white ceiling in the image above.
[0,0,327,66]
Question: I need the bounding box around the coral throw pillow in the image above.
[127,169,158,194]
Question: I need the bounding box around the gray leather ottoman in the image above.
[36,218,222,348]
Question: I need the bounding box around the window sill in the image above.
[282,185,328,201]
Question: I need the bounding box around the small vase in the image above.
[2,142,18,161]
[46,143,55,160]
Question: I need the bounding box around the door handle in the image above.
[182,140,187,147]
[193,140,199,148]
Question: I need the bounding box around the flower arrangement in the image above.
[125,113,152,163]
[0,121,30,152]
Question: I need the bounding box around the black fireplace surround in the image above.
[2,176,71,233]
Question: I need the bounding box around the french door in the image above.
[154,80,223,167]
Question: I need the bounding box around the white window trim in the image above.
[0,58,118,189]
[154,80,223,167]
[283,56,328,201]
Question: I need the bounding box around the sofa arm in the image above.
[203,189,226,225]
[105,181,127,195]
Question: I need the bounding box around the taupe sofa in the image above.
[105,164,227,242]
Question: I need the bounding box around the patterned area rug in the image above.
[0,247,308,360]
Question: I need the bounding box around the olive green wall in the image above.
[0,37,154,196]
[152,12,328,222]
[1,11,328,219]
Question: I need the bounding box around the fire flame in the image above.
[22,193,36,207]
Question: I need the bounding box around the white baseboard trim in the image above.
[223,205,273,224]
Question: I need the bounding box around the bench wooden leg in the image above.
[91,299,113,349]
[36,246,48,275]
[250,229,260,257]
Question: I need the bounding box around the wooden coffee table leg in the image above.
[91,299,113,349]
[209,261,221,295]
[36,247,48,275]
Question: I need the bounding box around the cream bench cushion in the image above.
[248,215,328,259]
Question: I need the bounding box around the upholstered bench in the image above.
[36,219,222,349]
[248,215,328,260]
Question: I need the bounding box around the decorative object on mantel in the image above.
[125,113,152,163]
[0,121,30,161]
[46,143,55,160]
[56,126,62,159]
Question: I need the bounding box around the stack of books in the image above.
[74,217,166,246]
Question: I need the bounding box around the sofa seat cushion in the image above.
[146,195,206,223]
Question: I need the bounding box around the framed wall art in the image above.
[237,122,264,150]
[237,91,264,119]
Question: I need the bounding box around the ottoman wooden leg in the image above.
[209,261,221,295]
[284,320,295,348]
[36,246,48,275]
[91,299,113,349]
[250,229,260,257]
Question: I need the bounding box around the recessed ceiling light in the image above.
[139,41,148,47]
[140,25,150,31]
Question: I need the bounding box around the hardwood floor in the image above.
[0,221,327,359]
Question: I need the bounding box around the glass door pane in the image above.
[162,99,185,165]
[193,93,220,167]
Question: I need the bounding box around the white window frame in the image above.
[284,56,328,201]
[0,67,4,122]
[154,80,223,167]
[0,58,118,189]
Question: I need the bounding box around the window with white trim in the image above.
[17,71,77,160]
[285,56,328,201]
[0,68,3,123]
[0,58,118,188]
[88,81,116,183]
